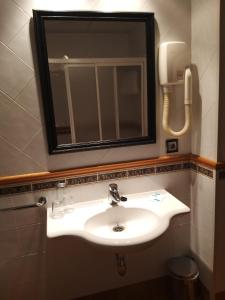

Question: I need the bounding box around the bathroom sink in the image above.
[47,189,190,252]
[84,207,163,247]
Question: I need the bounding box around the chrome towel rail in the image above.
[0,197,47,212]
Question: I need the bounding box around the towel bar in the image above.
[0,197,47,212]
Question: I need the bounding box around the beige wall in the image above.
[1,0,224,299]
[0,0,191,177]
[191,0,220,162]
[0,1,193,300]
[191,0,220,295]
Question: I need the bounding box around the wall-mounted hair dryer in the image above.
[159,41,192,137]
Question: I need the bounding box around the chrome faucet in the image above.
[108,183,127,206]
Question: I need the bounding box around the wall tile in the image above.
[191,0,219,161]
[77,182,106,203]
[98,171,127,181]
[17,224,46,255]
[47,147,109,172]
[67,175,98,185]
[10,191,36,206]
[0,230,20,261]
[0,196,14,210]
[8,21,35,69]
[170,223,190,257]
[128,167,155,177]
[13,0,103,13]
[195,51,219,160]
[12,0,34,16]
[0,0,29,45]
[190,170,215,288]
[190,2,219,289]
[17,254,45,284]
[126,227,175,282]
[0,267,44,300]
[156,163,183,173]
[197,166,213,178]
[0,254,45,288]
[199,53,219,112]
[191,0,219,79]
[199,102,218,161]
[0,42,33,98]
[191,171,215,235]
[23,130,48,169]
[32,180,63,191]
[190,223,214,270]
[0,91,40,151]
[15,77,41,120]
[11,191,48,224]
[170,212,190,228]
[0,211,17,231]
[15,207,41,227]
[94,144,159,168]
[0,137,42,176]
[0,259,15,300]
[0,184,31,196]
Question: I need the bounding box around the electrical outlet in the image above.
[166,139,178,153]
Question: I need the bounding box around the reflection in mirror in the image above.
[33,12,155,153]
[46,21,147,145]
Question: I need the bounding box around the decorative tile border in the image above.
[156,163,183,173]
[190,163,214,178]
[0,160,214,197]
[67,175,97,185]
[32,180,65,191]
[0,184,31,196]
[190,162,198,172]
[183,162,191,169]
[198,166,213,178]
[98,171,127,181]
[128,167,155,177]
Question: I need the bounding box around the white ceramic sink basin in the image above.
[47,189,190,251]
[85,207,161,243]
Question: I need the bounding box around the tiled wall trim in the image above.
[191,163,214,178]
[0,184,31,196]
[67,175,98,185]
[156,163,183,173]
[128,167,155,177]
[32,180,65,191]
[197,166,213,178]
[0,161,214,197]
[98,171,127,181]
[1,154,223,187]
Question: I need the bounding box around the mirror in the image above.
[33,11,156,154]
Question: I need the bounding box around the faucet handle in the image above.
[120,196,127,202]
[109,183,118,191]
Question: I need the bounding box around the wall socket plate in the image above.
[166,139,178,153]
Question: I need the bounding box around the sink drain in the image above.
[113,225,125,232]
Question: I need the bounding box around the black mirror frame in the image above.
[33,10,156,154]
